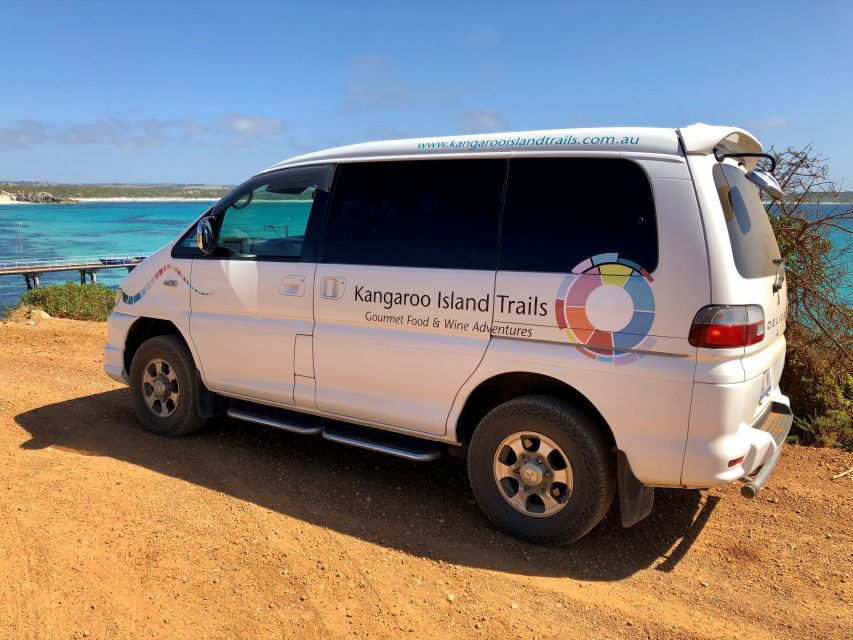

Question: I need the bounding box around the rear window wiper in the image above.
[715,151,784,200]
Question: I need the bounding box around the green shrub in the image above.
[14,283,116,321]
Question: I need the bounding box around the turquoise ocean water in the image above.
[0,201,850,312]
[0,201,215,311]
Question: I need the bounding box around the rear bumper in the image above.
[682,381,793,489]
[740,401,792,497]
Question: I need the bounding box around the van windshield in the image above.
[713,162,782,278]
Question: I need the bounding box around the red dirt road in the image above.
[1,316,851,639]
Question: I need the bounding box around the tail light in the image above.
[689,305,765,348]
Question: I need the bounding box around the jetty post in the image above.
[22,273,41,289]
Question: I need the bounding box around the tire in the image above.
[467,395,615,545]
[129,335,206,437]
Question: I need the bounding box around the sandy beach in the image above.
[0,194,32,205]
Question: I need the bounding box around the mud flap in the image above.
[617,450,655,527]
[195,371,227,419]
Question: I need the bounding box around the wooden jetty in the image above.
[0,253,149,289]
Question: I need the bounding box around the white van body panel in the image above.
[266,127,681,170]
[450,338,697,486]
[450,157,709,487]
[105,244,200,381]
[312,265,494,435]
[680,150,789,486]
[104,123,792,502]
[188,259,316,404]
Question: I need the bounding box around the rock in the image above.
[510,602,519,610]
[446,593,455,602]
[30,309,51,319]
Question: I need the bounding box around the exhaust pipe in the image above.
[741,445,783,498]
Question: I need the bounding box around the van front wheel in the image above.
[129,335,206,437]
[467,395,615,545]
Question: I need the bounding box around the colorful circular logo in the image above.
[555,253,655,365]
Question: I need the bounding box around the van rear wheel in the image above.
[130,335,206,437]
[467,395,615,545]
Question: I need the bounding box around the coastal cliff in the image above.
[0,181,231,202]
[0,190,77,204]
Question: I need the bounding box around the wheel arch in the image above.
[453,372,616,449]
[123,317,195,374]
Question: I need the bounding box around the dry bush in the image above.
[767,146,852,448]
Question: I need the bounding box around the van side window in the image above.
[322,160,505,270]
[171,165,333,261]
[500,158,658,273]
[219,165,335,260]
[217,184,317,259]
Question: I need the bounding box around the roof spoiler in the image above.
[678,123,764,171]
[680,123,784,200]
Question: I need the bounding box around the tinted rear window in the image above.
[499,158,658,273]
[713,163,781,278]
[322,159,504,270]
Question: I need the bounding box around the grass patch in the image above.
[11,283,116,321]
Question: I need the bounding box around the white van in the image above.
[104,124,792,544]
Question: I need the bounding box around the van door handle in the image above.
[163,279,178,287]
[321,276,346,299]
[279,275,306,297]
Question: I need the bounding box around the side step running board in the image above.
[322,429,442,462]
[226,408,323,435]
[226,404,442,462]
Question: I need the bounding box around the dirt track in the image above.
[1,316,851,640]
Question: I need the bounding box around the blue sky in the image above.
[1,1,852,185]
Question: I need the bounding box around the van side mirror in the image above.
[196,216,215,255]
